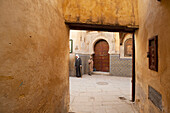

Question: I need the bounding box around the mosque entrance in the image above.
[93,39,109,72]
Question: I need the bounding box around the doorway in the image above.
[68,29,136,112]
[93,39,109,72]
[67,22,137,112]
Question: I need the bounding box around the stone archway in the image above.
[89,35,115,55]
[93,39,109,72]
[124,38,132,57]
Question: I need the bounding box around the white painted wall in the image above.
[120,33,133,59]
[70,30,120,55]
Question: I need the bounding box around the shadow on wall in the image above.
[69,54,90,76]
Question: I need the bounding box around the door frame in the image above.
[132,33,135,102]
[94,39,110,72]
[66,22,137,102]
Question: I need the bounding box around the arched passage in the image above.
[93,39,109,72]
[90,35,114,54]
[124,38,132,57]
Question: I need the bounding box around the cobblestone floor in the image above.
[69,74,138,113]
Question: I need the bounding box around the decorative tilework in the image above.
[110,55,132,77]
[70,54,132,77]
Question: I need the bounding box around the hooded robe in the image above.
[75,56,82,77]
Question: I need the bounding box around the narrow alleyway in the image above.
[69,75,138,113]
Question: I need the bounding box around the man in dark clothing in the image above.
[75,54,82,77]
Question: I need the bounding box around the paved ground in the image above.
[69,74,138,113]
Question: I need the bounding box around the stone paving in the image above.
[69,74,138,113]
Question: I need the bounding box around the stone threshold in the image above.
[92,71,110,75]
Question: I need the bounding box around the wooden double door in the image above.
[93,40,109,72]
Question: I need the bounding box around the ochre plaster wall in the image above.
[136,0,170,113]
[0,0,69,113]
[63,0,138,26]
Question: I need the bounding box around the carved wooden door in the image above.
[94,40,109,72]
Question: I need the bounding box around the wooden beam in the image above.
[65,22,138,33]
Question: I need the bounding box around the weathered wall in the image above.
[79,54,90,75]
[69,54,76,76]
[0,0,69,113]
[136,0,170,113]
[63,0,138,26]
[69,53,90,76]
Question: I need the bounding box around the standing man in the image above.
[88,55,93,75]
[75,54,82,77]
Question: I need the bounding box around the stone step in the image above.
[92,71,110,75]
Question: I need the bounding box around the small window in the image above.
[124,38,132,57]
[148,36,158,71]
